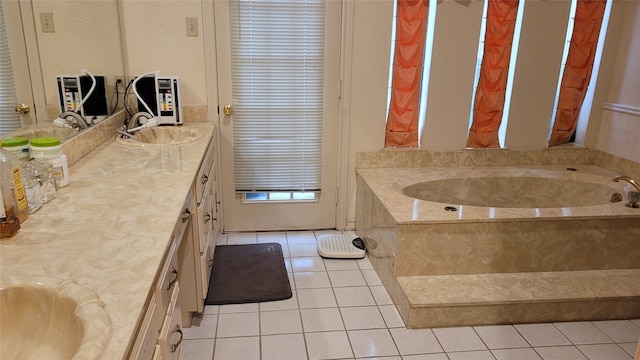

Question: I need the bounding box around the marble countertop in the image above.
[357,164,640,224]
[0,122,214,359]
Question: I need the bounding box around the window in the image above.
[0,2,22,136]
[229,0,325,193]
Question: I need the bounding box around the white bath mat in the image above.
[317,234,366,259]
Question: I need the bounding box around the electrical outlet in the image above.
[186,17,198,37]
[114,76,125,85]
[40,12,55,33]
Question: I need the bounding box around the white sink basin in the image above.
[0,277,111,360]
[116,126,205,147]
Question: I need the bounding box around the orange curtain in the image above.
[466,0,519,148]
[385,0,428,147]
[548,0,606,147]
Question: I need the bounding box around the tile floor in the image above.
[182,230,640,360]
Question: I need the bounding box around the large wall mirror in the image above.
[1,0,125,141]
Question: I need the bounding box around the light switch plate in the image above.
[40,12,55,33]
[186,17,198,37]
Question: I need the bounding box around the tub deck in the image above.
[356,164,640,328]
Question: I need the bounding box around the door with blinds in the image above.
[1,1,37,135]
[214,0,341,231]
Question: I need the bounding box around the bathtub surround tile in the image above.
[355,150,640,329]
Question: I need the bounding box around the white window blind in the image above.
[0,2,22,136]
[229,0,325,192]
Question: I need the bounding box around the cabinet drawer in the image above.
[156,241,179,319]
[159,283,183,360]
[129,293,161,360]
[195,139,215,205]
[200,235,215,299]
[196,192,213,254]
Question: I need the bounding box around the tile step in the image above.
[397,269,640,328]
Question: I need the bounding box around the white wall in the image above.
[596,0,640,163]
[118,0,639,229]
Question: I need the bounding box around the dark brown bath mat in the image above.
[205,243,292,305]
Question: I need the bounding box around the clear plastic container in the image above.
[30,137,62,160]
[0,147,28,226]
[2,137,30,161]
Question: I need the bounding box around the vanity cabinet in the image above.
[128,196,192,360]
[178,134,218,326]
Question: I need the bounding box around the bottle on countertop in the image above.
[0,145,29,225]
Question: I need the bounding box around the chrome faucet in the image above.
[613,175,640,208]
[54,111,90,130]
[613,175,640,192]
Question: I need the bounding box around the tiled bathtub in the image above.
[354,148,640,327]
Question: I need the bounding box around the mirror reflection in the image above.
[1,0,125,142]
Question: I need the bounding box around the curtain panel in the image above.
[385,0,429,147]
[466,0,520,148]
[548,0,606,147]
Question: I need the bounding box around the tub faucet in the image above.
[613,175,640,208]
[613,175,640,192]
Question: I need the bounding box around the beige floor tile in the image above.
[379,304,406,328]
[554,322,613,345]
[181,339,214,360]
[289,243,320,257]
[447,351,496,360]
[323,258,360,271]
[474,325,529,349]
[389,327,443,355]
[260,309,302,335]
[593,320,640,343]
[340,306,387,330]
[294,271,331,289]
[297,288,338,309]
[402,354,449,360]
[433,327,487,352]
[216,312,259,338]
[218,302,259,314]
[292,257,327,272]
[261,333,308,360]
[534,346,588,360]
[301,307,345,332]
[226,233,258,244]
[348,329,400,358]
[286,231,317,244]
[514,323,571,347]
[491,348,542,360]
[328,269,368,287]
[370,285,393,305]
[577,344,634,360]
[213,337,260,360]
[334,286,376,307]
[305,331,353,360]
[181,314,217,339]
[362,269,384,286]
[259,293,299,311]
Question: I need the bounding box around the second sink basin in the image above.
[116,126,205,147]
[0,277,111,360]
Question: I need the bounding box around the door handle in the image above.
[223,105,233,115]
[15,104,30,114]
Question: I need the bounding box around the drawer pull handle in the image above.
[171,324,183,353]
[182,209,191,223]
[201,174,209,185]
[167,267,178,291]
[203,213,211,223]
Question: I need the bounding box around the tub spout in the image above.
[612,175,640,192]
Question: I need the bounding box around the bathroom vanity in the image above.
[0,122,218,360]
